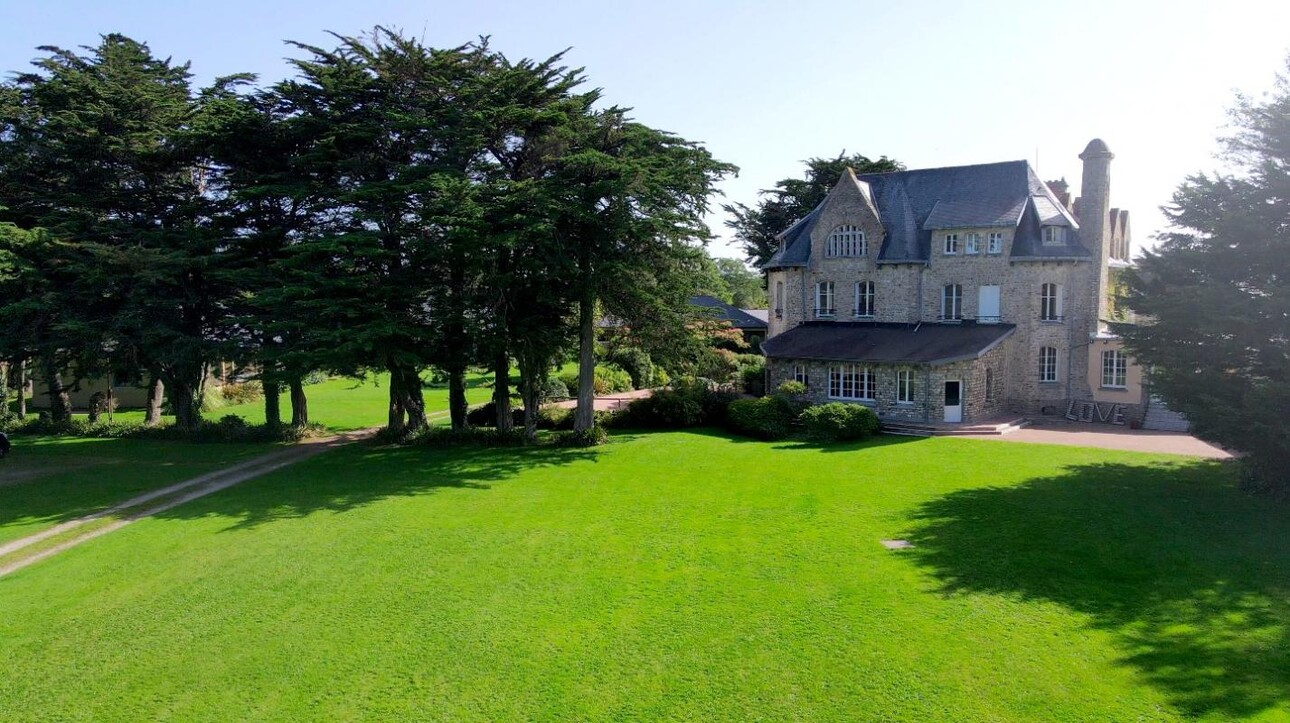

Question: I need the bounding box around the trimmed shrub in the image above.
[557,369,580,394]
[799,402,880,442]
[608,378,735,429]
[725,396,794,441]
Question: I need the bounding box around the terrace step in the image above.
[881,417,1029,437]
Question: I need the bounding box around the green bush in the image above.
[467,403,574,431]
[798,402,880,442]
[609,378,736,429]
[776,380,807,396]
[540,377,570,401]
[593,364,633,394]
[219,381,264,405]
[605,346,654,389]
[552,425,609,447]
[740,359,766,396]
[725,396,794,441]
[557,369,580,394]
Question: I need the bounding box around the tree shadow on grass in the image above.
[907,458,1290,719]
[152,441,599,533]
[676,426,927,452]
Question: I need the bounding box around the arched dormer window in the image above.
[826,225,866,257]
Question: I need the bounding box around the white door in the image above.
[943,380,963,423]
[978,285,1001,323]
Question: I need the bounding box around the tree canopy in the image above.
[1117,61,1290,495]
[0,30,734,441]
[723,152,902,268]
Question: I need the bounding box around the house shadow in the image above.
[152,441,598,533]
[907,458,1290,719]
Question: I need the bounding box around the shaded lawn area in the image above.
[0,431,1285,721]
[0,436,267,545]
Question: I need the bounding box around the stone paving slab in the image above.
[987,421,1232,459]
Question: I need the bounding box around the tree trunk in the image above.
[166,364,206,432]
[448,366,467,432]
[493,350,513,432]
[0,361,9,419]
[518,351,541,443]
[574,288,597,433]
[17,358,27,418]
[401,366,427,432]
[387,364,406,435]
[263,379,282,428]
[144,374,164,426]
[289,377,308,427]
[42,355,72,424]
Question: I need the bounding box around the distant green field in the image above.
[50,371,497,432]
[0,432,1282,721]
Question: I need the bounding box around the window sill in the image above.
[1100,385,1128,391]
[895,401,915,407]
[1039,380,1059,385]
[1040,319,1064,324]
[853,314,875,320]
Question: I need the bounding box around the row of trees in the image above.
[0,30,735,439]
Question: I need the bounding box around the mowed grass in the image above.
[0,436,266,545]
[1,432,1286,721]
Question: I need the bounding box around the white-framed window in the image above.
[1039,346,1058,383]
[827,224,867,257]
[896,369,914,404]
[854,280,875,318]
[829,364,875,401]
[965,233,981,255]
[1040,283,1063,322]
[987,232,1004,254]
[1101,349,1128,388]
[1042,226,1066,245]
[943,233,959,255]
[941,284,963,321]
[793,364,808,387]
[775,281,784,318]
[815,281,835,318]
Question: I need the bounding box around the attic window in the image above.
[826,225,866,257]
[1042,226,1066,245]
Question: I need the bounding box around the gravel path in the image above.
[0,429,373,579]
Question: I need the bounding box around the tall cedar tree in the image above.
[203,86,329,428]
[1117,63,1290,495]
[555,108,736,432]
[724,152,902,267]
[268,31,495,434]
[0,36,245,430]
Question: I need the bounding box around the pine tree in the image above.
[1118,61,1290,495]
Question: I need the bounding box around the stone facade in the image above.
[762,140,1147,425]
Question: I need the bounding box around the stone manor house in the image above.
[761,139,1150,426]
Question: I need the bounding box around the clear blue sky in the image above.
[3,0,1288,260]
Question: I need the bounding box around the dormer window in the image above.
[943,233,959,255]
[826,225,866,257]
[1042,226,1066,245]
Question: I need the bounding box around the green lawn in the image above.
[0,436,266,545]
[85,371,496,431]
[0,432,1284,721]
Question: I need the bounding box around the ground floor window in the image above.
[1039,346,1058,383]
[829,364,874,400]
[896,369,913,404]
[793,364,808,387]
[1101,349,1128,388]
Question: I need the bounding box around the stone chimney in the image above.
[1078,138,1113,324]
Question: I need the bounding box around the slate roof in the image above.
[761,321,1015,365]
[741,308,769,323]
[762,160,1089,269]
[689,295,769,330]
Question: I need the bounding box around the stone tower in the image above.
[1078,138,1114,326]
